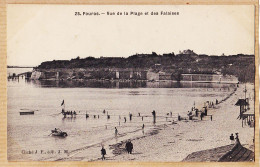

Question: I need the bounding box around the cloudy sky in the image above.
[7,5,255,66]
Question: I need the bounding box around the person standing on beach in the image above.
[129,141,133,154]
[152,110,156,123]
[125,140,133,154]
[178,114,181,121]
[235,133,240,143]
[230,133,234,144]
[115,127,118,137]
[101,146,106,160]
[129,113,132,121]
[210,115,212,121]
[142,124,145,135]
[124,117,126,123]
[125,141,130,154]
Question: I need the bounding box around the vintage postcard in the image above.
[3,2,259,166]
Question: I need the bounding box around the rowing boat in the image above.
[20,111,34,115]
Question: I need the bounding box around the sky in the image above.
[7,5,255,66]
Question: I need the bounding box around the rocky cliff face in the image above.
[31,71,42,80]
[30,68,238,83]
[35,53,255,82]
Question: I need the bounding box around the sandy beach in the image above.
[102,83,255,162]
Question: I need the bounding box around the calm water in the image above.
[7,68,236,161]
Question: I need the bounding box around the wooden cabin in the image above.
[235,99,249,119]
[235,99,254,127]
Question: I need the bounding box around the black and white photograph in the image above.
[7,5,256,162]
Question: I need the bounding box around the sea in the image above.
[7,68,237,161]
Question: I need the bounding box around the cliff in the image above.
[34,51,255,82]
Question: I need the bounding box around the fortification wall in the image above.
[181,74,238,83]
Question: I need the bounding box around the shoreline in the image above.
[104,83,254,161]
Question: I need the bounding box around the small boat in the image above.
[20,111,34,115]
[51,129,68,137]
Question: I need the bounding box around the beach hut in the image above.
[235,99,249,119]
[240,110,255,128]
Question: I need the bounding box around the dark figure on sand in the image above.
[205,107,207,116]
[115,127,118,137]
[230,133,234,144]
[125,140,133,154]
[129,113,132,121]
[101,146,106,160]
[178,114,181,121]
[152,110,156,123]
[235,133,240,143]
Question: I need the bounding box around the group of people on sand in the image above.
[230,133,240,144]
[100,140,134,160]
[100,125,139,160]
[184,100,218,121]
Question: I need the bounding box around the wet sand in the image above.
[104,83,255,161]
